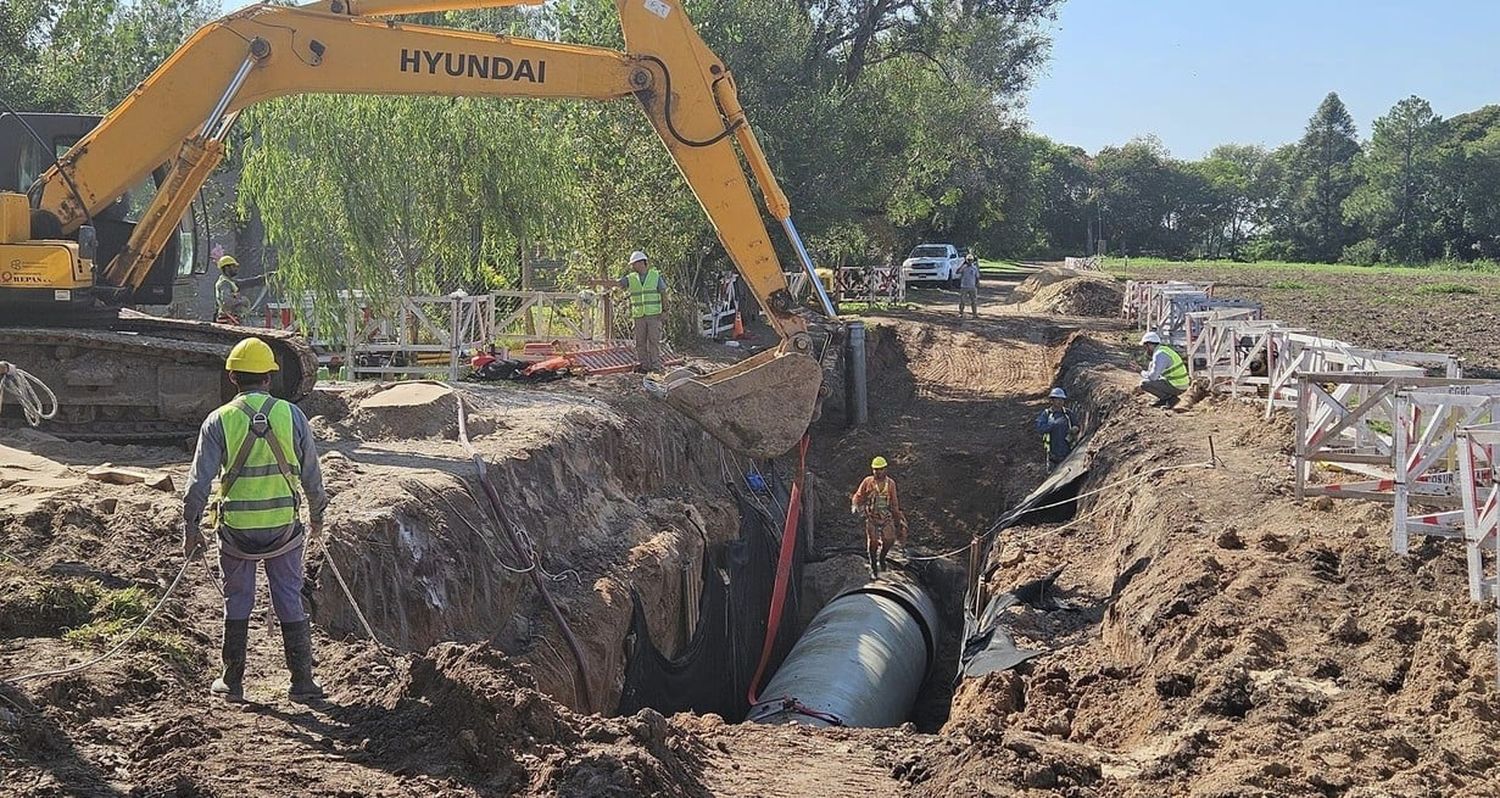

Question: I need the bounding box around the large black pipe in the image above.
[745,575,939,728]
[844,321,868,427]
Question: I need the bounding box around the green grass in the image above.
[1104,256,1500,278]
[834,300,916,315]
[1268,279,1312,291]
[978,259,1033,277]
[62,585,196,668]
[1416,282,1481,296]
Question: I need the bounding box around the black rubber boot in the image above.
[280,620,325,702]
[868,549,880,578]
[210,619,249,701]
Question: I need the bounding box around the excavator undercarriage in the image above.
[0,310,317,441]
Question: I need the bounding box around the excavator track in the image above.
[0,310,317,442]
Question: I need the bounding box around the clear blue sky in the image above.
[1026,0,1500,159]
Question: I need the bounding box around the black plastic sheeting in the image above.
[616,466,808,720]
[959,450,1090,679]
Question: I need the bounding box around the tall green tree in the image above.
[1344,96,1446,263]
[1288,92,1362,261]
[1435,106,1500,260]
[0,0,213,113]
[1194,144,1268,259]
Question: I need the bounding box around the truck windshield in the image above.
[910,246,948,259]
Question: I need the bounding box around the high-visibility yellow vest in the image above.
[216,275,239,314]
[1161,345,1189,389]
[217,393,299,536]
[627,269,663,319]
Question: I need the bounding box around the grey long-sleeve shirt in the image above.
[183,391,327,538]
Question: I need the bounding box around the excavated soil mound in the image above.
[1010,267,1122,317]
[345,381,460,441]
[331,642,712,796]
[920,361,1500,795]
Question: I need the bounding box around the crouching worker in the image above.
[1137,331,1189,408]
[183,337,329,702]
[852,456,908,578]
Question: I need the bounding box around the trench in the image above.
[305,312,1103,733]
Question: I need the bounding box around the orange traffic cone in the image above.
[732,311,747,339]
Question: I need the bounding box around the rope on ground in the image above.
[906,459,1216,562]
[319,537,380,644]
[5,560,191,684]
[0,361,58,426]
[195,550,225,598]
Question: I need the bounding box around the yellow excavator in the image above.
[0,0,837,455]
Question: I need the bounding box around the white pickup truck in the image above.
[901,243,965,287]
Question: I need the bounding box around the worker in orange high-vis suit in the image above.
[851,456,908,578]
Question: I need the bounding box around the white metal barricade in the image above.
[345,293,494,381]
[1391,386,1500,553]
[836,265,906,306]
[1457,423,1500,602]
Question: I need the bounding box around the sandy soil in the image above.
[4,269,1500,796]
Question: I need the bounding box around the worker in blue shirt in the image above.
[1035,387,1078,469]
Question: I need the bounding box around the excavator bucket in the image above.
[650,348,824,460]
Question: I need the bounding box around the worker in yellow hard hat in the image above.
[182,337,329,703]
[215,254,246,324]
[850,455,908,578]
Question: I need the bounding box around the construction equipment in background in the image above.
[0,0,837,455]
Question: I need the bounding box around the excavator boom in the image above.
[18,0,830,457]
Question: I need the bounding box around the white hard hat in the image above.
[1139,331,1162,345]
[1049,387,1067,400]
[629,250,649,265]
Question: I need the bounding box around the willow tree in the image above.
[235,10,581,334]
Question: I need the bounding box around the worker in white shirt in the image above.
[1138,331,1189,408]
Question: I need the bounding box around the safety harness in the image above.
[215,396,305,561]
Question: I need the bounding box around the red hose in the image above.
[746,433,810,706]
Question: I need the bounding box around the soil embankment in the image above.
[5,270,1500,795]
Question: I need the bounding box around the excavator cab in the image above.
[0,112,200,307]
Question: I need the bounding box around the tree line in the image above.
[5,0,1495,325]
[1060,93,1500,267]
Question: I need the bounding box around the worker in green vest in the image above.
[215,255,247,324]
[1138,331,1189,408]
[183,337,329,703]
[617,250,667,373]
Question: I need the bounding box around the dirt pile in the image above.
[1009,267,1122,317]
[344,381,461,441]
[331,642,713,796]
[923,364,1500,795]
[303,379,742,710]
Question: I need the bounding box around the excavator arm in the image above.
[30,0,835,457]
